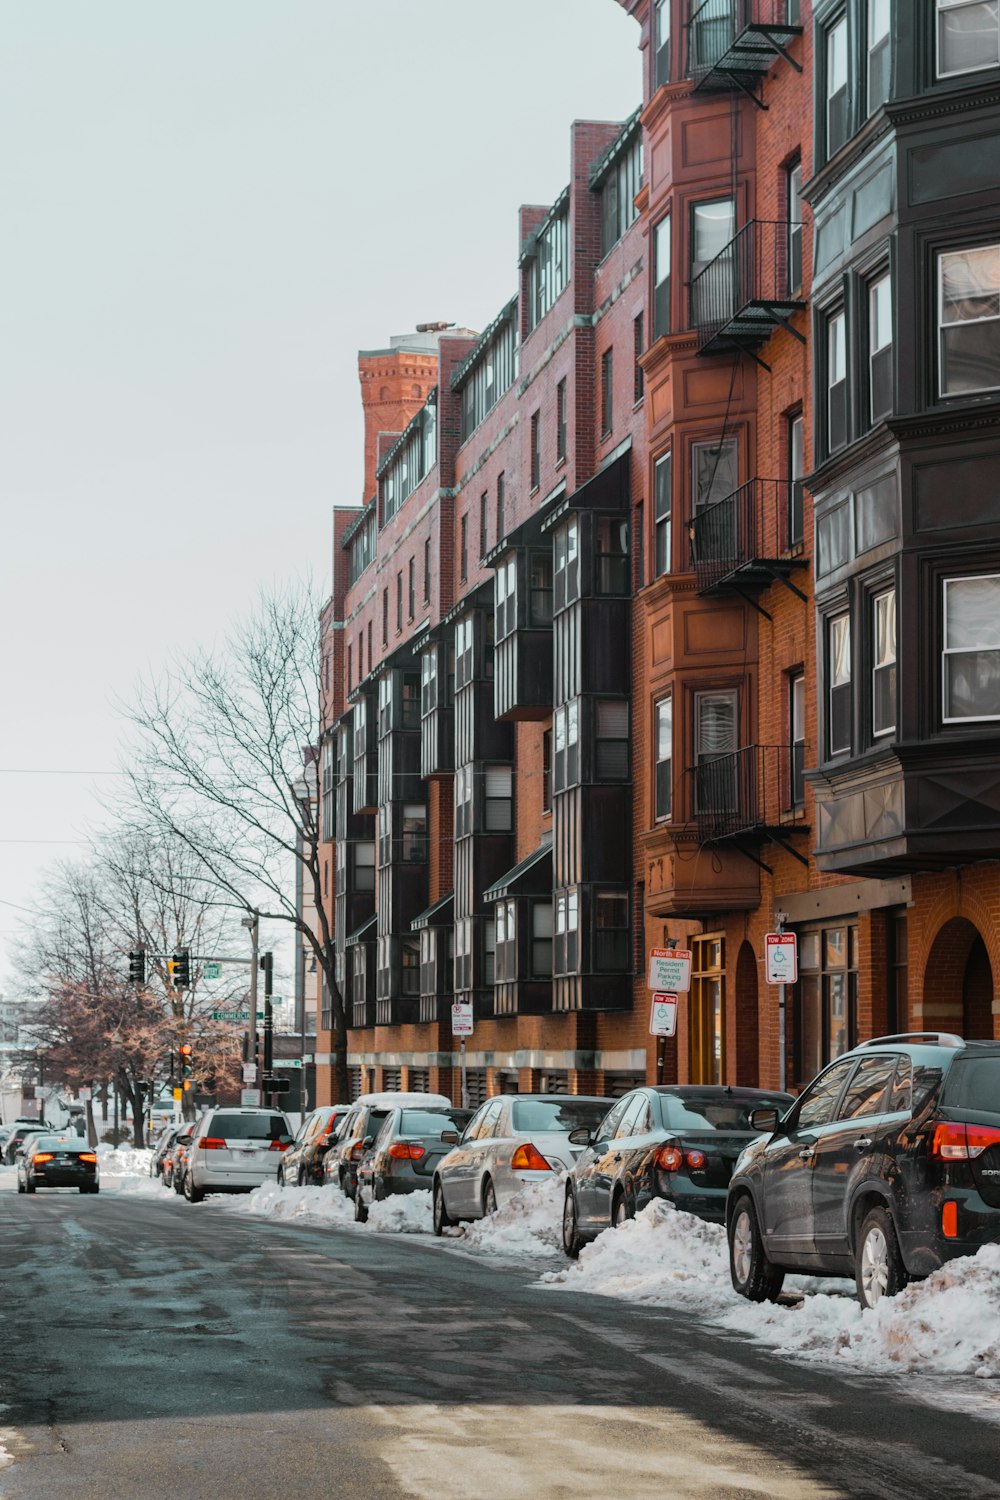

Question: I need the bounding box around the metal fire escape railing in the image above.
[690,478,808,607]
[690,219,807,359]
[693,745,808,866]
[687,0,803,102]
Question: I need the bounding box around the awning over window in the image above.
[410,892,454,931]
[483,843,552,903]
[345,914,377,947]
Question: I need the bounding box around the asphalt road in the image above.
[1,1182,999,1500]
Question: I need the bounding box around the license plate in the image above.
[239,1148,260,1158]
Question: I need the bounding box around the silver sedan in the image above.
[432,1093,613,1235]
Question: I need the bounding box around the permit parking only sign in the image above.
[647,948,692,993]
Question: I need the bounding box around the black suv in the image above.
[726,1033,1000,1309]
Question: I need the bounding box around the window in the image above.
[553,516,579,611]
[655,0,671,85]
[938,244,1000,397]
[367,620,373,672]
[484,765,513,831]
[692,437,738,513]
[495,556,517,641]
[596,515,629,595]
[942,574,1000,721]
[542,729,552,812]
[937,0,1000,76]
[408,557,415,621]
[526,205,569,331]
[553,700,580,791]
[358,631,364,681]
[828,612,852,755]
[354,841,375,892]
[654,454,672,577]
[530,411,540,491]
[480,493,488,562]
[690,198,734,326]
[601,349,614,438]
[868,0,891,112]
[839,1054,895,1120]
[790,673,806,806]
[826,15,849,157]
[788,412,804,547]
[349,510,376,583]
[496,900,517,983]
[796,1058,855,1128]
[596,699,629,779]
[454,615,475,690]
[797,924,859,1078]
[691,935,725,1085]
[787,160,803,297]
[655,697,672,820]
[633,314,644,404]
[653,216,671,338]
[347,643,353,691]
[458,300,518,442]
[869,272,892,422]
[827,309,847,452]
[379,405,436,526]
[423,538,431,602]
[421,647,438,717]
[460,514,469,582]
[530,550,553,625]
[531,902,553,978]
[872,589,897,736]
[401,804,427,862]
[595,892,629,972]
[695,692,738,814]
[496,471,506,542]
[556,379,567,462]
[554,889,579,975]
[381,588,388,646]
[401,937,419,996]
[598,126,642,257]
[396,570,403,632]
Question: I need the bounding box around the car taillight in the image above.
[199,1137,226,1150]
[79,1152,97,1163]
[388,1142,426,1161]
[511,1142,551,1171]
[317,1133,330,1146]
[33,1153,54,1163]
[269,1140,290,1152]
[931,1121,1000,1159]
[655,1141,683,1172]
[349,1140,366,1161]
[684,1149,707,1170]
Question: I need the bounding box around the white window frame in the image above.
[872,589,897,738]
[655,696,672,821]
[869,271,893,422]
[826,15,849,155]
[942,574,1000,723]
[654,453,672,577]
[937,0,1000,78]
[828,612,852,755]
[867,0,891,113]
[938,243,1000,398]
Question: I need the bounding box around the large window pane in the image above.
[828,613,852,755]
[872,589,897,736]
[655,697,672,820]
[938,0,1000,76]
[939,244,1000,396]
[827,16,849,156]
[943,574,1000,720]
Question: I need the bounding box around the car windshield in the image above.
[660,1093,792,1132]
[210,1114,291,1141]
[398,1110,465,1136]
[511,1099,611,1134]
[942,1056,1000,1121]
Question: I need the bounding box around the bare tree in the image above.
[120,584,346,1100]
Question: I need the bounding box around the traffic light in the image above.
[128,948,146,985]
[260,951,273,998]
[179,1043,193,1092]
[168,949,191,989]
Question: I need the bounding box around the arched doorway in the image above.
[923,917,995,1039]
[735,940,759,1085]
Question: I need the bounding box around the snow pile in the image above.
[453,1178,565,1258]
[366,1190,433,1235]
[543,1199,1000,1381]
[97,1145,154,1177]
[214,1182,355,1228]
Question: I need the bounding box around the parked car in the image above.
[183,1107,294,1202]
[354,1104,474,1223]
[432,1093,614,1236]
[150,1124,182,1179]
[5,1125,52,1165]
[726,1032,1000,1310]
[166,1123,196,1193]
[17,1133,99,1194]
[325,1093,453,1201]
[279,1105,353,1187]
[561,1085,793,1256]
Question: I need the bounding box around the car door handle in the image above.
[798,1146,815,1160]
[612,1153,622,1163]
[853,1137,873,1152]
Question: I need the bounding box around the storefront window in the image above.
[796,920,859,1081]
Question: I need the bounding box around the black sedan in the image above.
[17,1134,100,1194]
[562,1085,793,1256]
[278,1105,353,1187]
[354,1105,473,1223]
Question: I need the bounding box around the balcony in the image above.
[691,220,806,357]
[687,0,802,98]
[694,745,808,857]
[691,478,807,603]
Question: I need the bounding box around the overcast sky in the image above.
[0,1,640,986]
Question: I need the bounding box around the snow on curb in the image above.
[215,1182,356,1227]
[366,1190,432,1234]
[449,1178,564,1258]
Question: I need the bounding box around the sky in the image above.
[0,1,640,987]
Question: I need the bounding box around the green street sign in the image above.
[204,962,222,980]
[212,1009,250,1023]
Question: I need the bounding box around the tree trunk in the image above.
[85,1098,97,1149]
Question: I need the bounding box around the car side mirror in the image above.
[363,1136,373,1149]
[567,1127,592,1146]
[749,1107,780,1133]
[440,1130,459,1144]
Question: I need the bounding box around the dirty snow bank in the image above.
[450,1178,565,1258]
[366,1190,433,1234]
[216,1182,355,1226]
[542,1198,1000,1381]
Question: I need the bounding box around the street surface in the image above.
[1,1184,999,1500]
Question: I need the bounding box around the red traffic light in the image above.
[179,1044,193,1057]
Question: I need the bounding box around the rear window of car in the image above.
[660,1093,792,1132]
[511,1099,611,1134]
[209,1114,291,1141]
[32,1136,78,1150]
[942,1056,1000,1120]
[398,1110,464,1135]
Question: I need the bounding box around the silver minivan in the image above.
[183,1107,294,1201]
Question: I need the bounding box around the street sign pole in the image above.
[242,913,259,1096]
[460,1036,468,1108]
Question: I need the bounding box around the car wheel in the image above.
[482,1178,498,1217]
[277,1165,285,1187]
[16,1179,25,1194]
[183,1172,205,1204]
[562,1188,583,1259]
[89,1185,100,1194]
[856,1206,905,1310]
[173,1170,185,1196]
[729,1194,785,1303]
[354,1188,368,1224]
[298,1168,307,1188]
[612,1190,633,1228]
[25,1180,36,1194]
[433,1180,455,1236]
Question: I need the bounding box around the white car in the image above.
[432,1093,613,1235]
[183,1107,294,1201]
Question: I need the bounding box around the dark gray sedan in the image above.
[17,1134,100,1194]
[354,1105,474,1223]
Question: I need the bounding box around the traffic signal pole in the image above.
[244,914,260,1099]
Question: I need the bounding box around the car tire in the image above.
[433,1180,455,1236]
[25,1180,35,1194]
[612,1190,633,1229]
[89,1185,100,1194]
[354,1189,368,1224]
[482,1178,498,1217]
[562,1188,583,1259]
[16,1179,25,1194]
[729,1194,785,1303]
[183,1172,205,1204]
[856,1205,906,1310]
[298,1168,307,1188]
[277,1166,285,1187]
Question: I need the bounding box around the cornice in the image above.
[639,329,699,380]
[640,80,691,134]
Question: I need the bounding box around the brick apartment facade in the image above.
[312,0,1000,1107]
